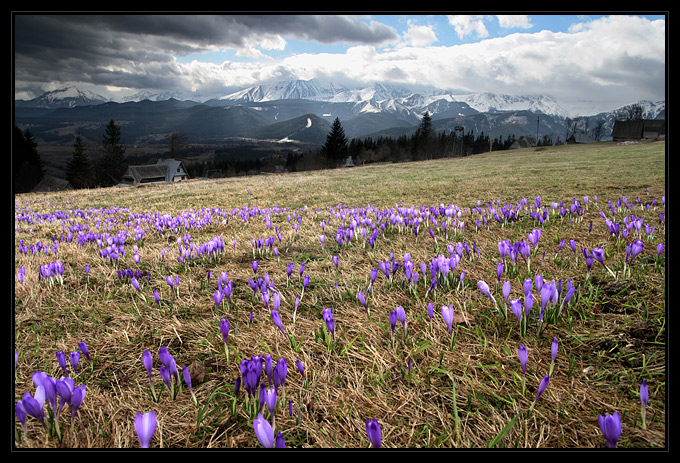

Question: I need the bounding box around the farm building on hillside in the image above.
[611,120,665,142]
[509,136,536,150]
[120,159,189,186]
[32,175,74,192]
[566,133,594,144]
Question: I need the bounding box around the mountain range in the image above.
[14,80,665,146]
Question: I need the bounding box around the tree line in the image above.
[13,119,128,193]
[14,112,581,192]
[284,113,566,171]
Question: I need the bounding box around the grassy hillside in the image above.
[13,140,665,449]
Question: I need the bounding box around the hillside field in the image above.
[13,140,666,449]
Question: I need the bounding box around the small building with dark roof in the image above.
[120,159,189,186]
[611,119,665,142]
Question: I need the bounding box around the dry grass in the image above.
[13,140,666,449]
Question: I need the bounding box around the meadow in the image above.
[13,140,666,449]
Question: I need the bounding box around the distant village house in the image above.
[611,119,665,143]
[509,136,536,150]
[566,133,594,144]
[121,159,189,186]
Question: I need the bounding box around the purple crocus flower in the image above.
[55,377,74,415]
[78,340,90,362]
[427,302,434,321]
[265,354,273,385]
[135,411,157,448]
[357,290,367,311]
[275,432,286,448]
[534,274,543,293]
[183,365,197,405]
[640,378,648,428]
[158,346,171,368]
[496,262,503,281]
[270,309,288,340]
[15,400,27,432]
[365,417,382,448]
[535,374,550,403]
[332,255,339,269]
[477,280,495,304]
[273,357,288,390]
[510,299,522,324]
[160,365,172,393]
[528,228,541,249]
[264,386,277,415]
[252,260,258,274]
[253,413,275,448]
[395,305,406,330]
[322,308,335,339]
[389,309,397,338]
[70,384,86,421]
[296,359,305,380]
[628,239,644,263]
[70,350,80,373]
[441,304,454,335]
[640,378,649,407]
[592,247,606,266]
[503,281,511,303]
[21,391,45,426]
[518,345,528,376]
[220,318,230,345]
[213,290,223,310]
[56,351,68,376]
[35,372,57,416]
[598,412,622,448]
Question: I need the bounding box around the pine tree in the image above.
[412,111,434,160]
[66,134,94,189]
[95,120,127,187]
[322,117,348,167]
[13,126,45,193]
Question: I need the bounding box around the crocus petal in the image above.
[253,413,275,448]
[365,418,382,448]
[135,411,157,448]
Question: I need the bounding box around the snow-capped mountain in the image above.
[448,92,571,119]
[14,80,664,145]
[212,79,575,120]
[216,79,351,103]
[14,86,109,109]
[120,90,188,103]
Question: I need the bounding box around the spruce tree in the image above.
[96,120,127,187]
[66,134,94,189]
[13,126,45,193]
[412,111,434,160]
[322,117,348,167]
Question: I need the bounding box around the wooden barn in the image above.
[509,136,536,150]
[611,120,665,142]
[566,133,594,144]
[120,159,189,186]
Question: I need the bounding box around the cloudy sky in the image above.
[13,13,666,113]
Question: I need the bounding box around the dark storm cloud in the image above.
[14,14,398,96]
[14,14,397,65]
